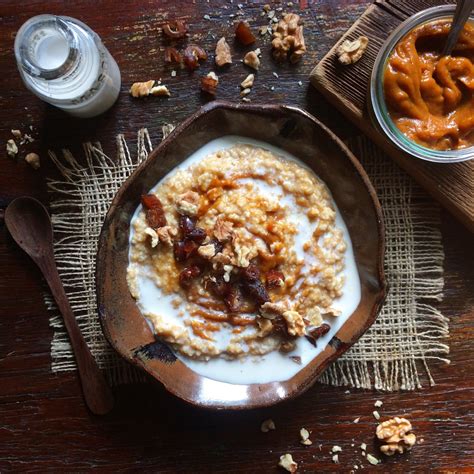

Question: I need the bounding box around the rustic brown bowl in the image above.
[96,101,386,409]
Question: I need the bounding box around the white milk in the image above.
[14,15,121,118]
[129,136,361,385]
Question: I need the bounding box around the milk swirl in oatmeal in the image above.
[127,137,361,384]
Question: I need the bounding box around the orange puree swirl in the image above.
[384,20,474,151]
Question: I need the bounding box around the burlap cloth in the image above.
[45,128,449,390]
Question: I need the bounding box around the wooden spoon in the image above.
[5,196,114,415]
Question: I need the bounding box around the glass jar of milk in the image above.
[14,15,121,118]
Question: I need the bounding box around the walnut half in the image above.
[272,13,306,63]
[337,36,369,65]
[376,417,417,456]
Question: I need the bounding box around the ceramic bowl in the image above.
[96,101,386,409]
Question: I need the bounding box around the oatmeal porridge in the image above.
[127,136,361,384]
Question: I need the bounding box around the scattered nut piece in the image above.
[322,308,342,317]
[244,50,260,70]
[337,36,369,65]
[176,190,200,216]
[24,152,40,169]
[183,45,207,71]
[332,446,342,453]
[263,4,271,12]
[300,428,312,445]
[6,139,18,158]
[11,129,22,139]
[240,88,251,97]
[130,81,167,98]
[353,417,360,424]
[366,453,379,466]
[144,227,159,248]
[240,73,255,89]
[257,317,273,337]
[150,85,171,96]
[162,123,176,139]
[332,454,339,464]
[215,37,232,67]
[374,400,383,408]
[376,417,417,456]
[164,47,182,64]
[272,13,306,63]
[261,418,276,432]
[360,443,367,451]
[373,411,381,420]
[214,218,234,242]
[278,453,297,473]
[279,340,296,353]
[162,20,188,39]
[156,225,177,246]
[201,71,219,96]
[305,307,322,326]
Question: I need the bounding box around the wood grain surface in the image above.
[310,0,474,233]
[0,0,473,471]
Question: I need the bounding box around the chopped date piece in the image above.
[224,284,240,313]
[179,265,202,288]
[162,20,188,39]
[241,263,261,281]
[183,45,207,71]
[235,21,256,45]
[266,269,285,289]
[174,239,199,262]
[179,215,195,236]
[305,323,331,346]
[242,278,269,306]
[271,316,289,336]
[164,47,182,64]
[205,275,230,297]
[141,194,167,228]
[187,227,207,244]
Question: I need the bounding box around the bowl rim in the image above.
[96,100,387,409]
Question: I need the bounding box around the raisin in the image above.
[179,265,202,288]
[266,269,285,289]
[242,278,269,306]
[174,239,199,262]
[305,323,331,346]
[205,275,230,297]
[271,316,289,336]
[224,285,240,313]
[240,264,260,281]
[141,194,167,228]
[179,215,195,236]
[187,227,207,244]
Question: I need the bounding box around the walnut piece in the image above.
[215,37,232,67]
[240,73,255,89]
[337,36,369,65]
[156,225,177,246]
[376,417,417,456]
[261,418,276,432]
[144,227,159,248]
[256,317,273,337]
[24,152,40,169]
[244,50,260,70]
[11,129,22,139]
[6,139,18,158]
[278,454,297,473]
[214,218,234,241]
[130,81,170,98]
[201,72,219,96]
[305,307,323,327]
[176,190,200,216]
[300,428,312,446]
[272,13,306,63]
[282,310,305,336]
[260,301,288,319]
[198,243,217,259]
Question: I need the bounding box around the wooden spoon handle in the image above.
[38,255,114,415]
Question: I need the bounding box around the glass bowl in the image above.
[369,5,474,163]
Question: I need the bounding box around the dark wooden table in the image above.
[1,1,473,471]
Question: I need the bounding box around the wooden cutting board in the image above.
[310,0,474,233]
